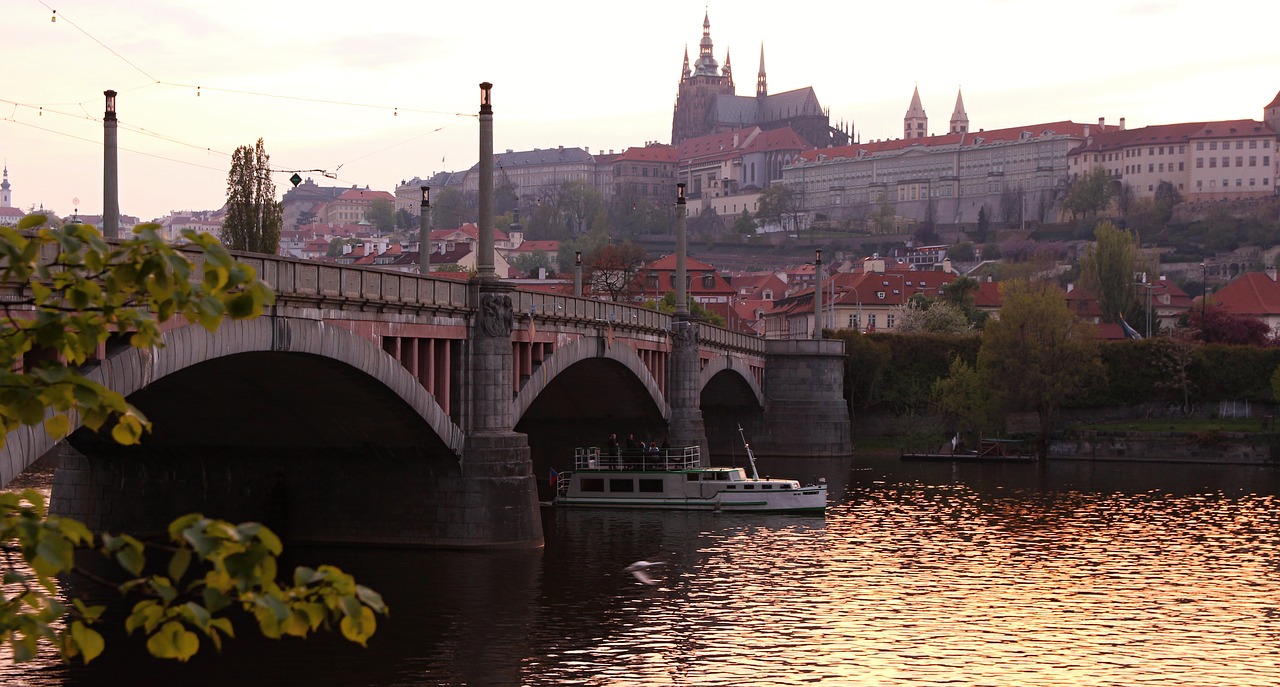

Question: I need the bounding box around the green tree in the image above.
[293,209,318,230]
[221,138,283,254]
[947,241,975,262]
[1079,220,1139,324]
[431,187,474,230]
[931,356,997,449]
[558,180,604,236]
[510,250,558,278]
[977,279,1103,455]
[756,185,798,231]
[732,209,757,235]
[652,291,726,326]
[0,216,385,663]
[366,198,396,233]
[1062,167,1114,221]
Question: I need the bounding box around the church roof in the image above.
[488,147,594,168]
[758,87,823,120]
[906,86,926,117]
[1267,90,1280,109]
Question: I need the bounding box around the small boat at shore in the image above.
[901,438,1037,463]
[553,445,827,513]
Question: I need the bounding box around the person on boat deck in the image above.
[625,433,642,451]
[607,434,620,463]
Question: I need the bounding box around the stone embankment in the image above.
[1049,431,1278,465]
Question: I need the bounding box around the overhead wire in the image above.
[29,2,473,190]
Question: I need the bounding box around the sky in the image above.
[3,0,1277,221]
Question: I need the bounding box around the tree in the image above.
[1062,167,1114,221]
[895,300,973,334]
[652,291,725,326]
[731,209,756,235]
[585,242,647,302]
[931,357,997,449]
[510,250,558,278]
[366,198,396,234]
[1190,306,1270,346]
[558,180,604,236]
[431,187,474,230]
[689,207,726,236]
[0,216,385,663]
[976,205,990,240]
[755,185,798,231]
[978,279,1103,456]
[1079,220,1139,324]
[221,138,283,254]
[293,209,318,230]
[1115,182,1136,220]
[947,242,975,262]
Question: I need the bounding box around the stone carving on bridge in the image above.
[479,293,514,337]
[672,320,698,351]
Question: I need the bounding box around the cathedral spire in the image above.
[756,43,767,98]
[682,44,691,80]
[722,48,733,87]
[0,164,10,209]
[949,87,969,134]
[904,85,928,139]
[693,10,720,76]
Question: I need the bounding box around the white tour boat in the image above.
[553,442,827,514]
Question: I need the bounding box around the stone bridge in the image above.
[1,254,849,549]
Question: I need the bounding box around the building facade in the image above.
[783,120,1089,226]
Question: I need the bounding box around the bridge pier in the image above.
[668,317,708,455]
[753,339,852,458]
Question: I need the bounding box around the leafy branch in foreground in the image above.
[0,217,386,663]
[2,491,386,663]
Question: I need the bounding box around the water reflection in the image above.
[4,454,1280,686]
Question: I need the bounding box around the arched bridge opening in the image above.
[515,354,667,502]
[699,365,766,462]
[45,317,469,547]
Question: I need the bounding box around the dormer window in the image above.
[877,291,886,299]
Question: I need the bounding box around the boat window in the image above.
[727,485,737,489]
[580,478,604,493]
[638,479,664,493]
[609,479,634,493]
[685,473,700,482]
[743,484,755,490]
[716,472,730,481]
[761,484,773,489]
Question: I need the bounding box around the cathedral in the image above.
[670,13,850,149]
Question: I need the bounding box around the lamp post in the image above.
[675,183,688,318]
[1201,262,1207,320]
[813,249,823,339]
[418,186,430,274]
[574,251,582,298]
[102,90,119,239]
[477,82,495,280]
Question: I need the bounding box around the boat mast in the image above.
[737,423,761,480]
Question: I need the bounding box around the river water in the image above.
[4,454,1280,686]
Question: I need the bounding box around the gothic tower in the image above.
[756,44,767,99]
[904,86,927,139]
[671,12,736,145]
[1266,89,1280,134]
[1,165,10,208]
[949,88,969,134]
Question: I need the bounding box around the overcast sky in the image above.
[4,0,1276,220]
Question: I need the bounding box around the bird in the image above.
[624,560,667,586]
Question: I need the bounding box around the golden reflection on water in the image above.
[536,476,1280,687]
[5,458,1280,686]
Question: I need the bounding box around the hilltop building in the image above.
[670,12,849,150]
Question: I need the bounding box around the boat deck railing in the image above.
[573,446,701,471]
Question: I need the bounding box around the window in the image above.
[1196,142,1204,151]
[1159,163,1165,172]
[1149,164,1154,173]
[1210,142,1218,151]
[702,274,715,288]
[1159,147,1165,155]
[609,479,634,493]
[1148,147,1154,155]
[1237,157,1244,167]
[1180,145,1186,154]
[638,479,664,493]
[887,314,896,329]
[848,314,858,328]
[1210,158,1217,168]
[580,478,604,492]
[1179,163,1185,171]
[1250,140,1258,149]
[1237,141,1245,150]
[1250,156,1257,167]
[1236,179,1242,187]
[867,314,877,329]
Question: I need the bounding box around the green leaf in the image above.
[168,548,191,583]
[355,585,388,615]
[339,606,376,647]
[71,621,106,664]
[115,541,145,576]
[43,414,71,439]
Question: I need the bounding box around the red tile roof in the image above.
[614,144,678,163]
[337,188,396,202]
[1211,271,1280,316]
[797,121,1090,162]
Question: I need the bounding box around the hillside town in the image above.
[4,14,1279,342]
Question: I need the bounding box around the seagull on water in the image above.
[625,560,667,586]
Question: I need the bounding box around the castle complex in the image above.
[670,13,849,150]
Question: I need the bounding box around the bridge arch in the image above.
[513,336,669,425]
[0,316,464,486]
[698,354,765,409]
